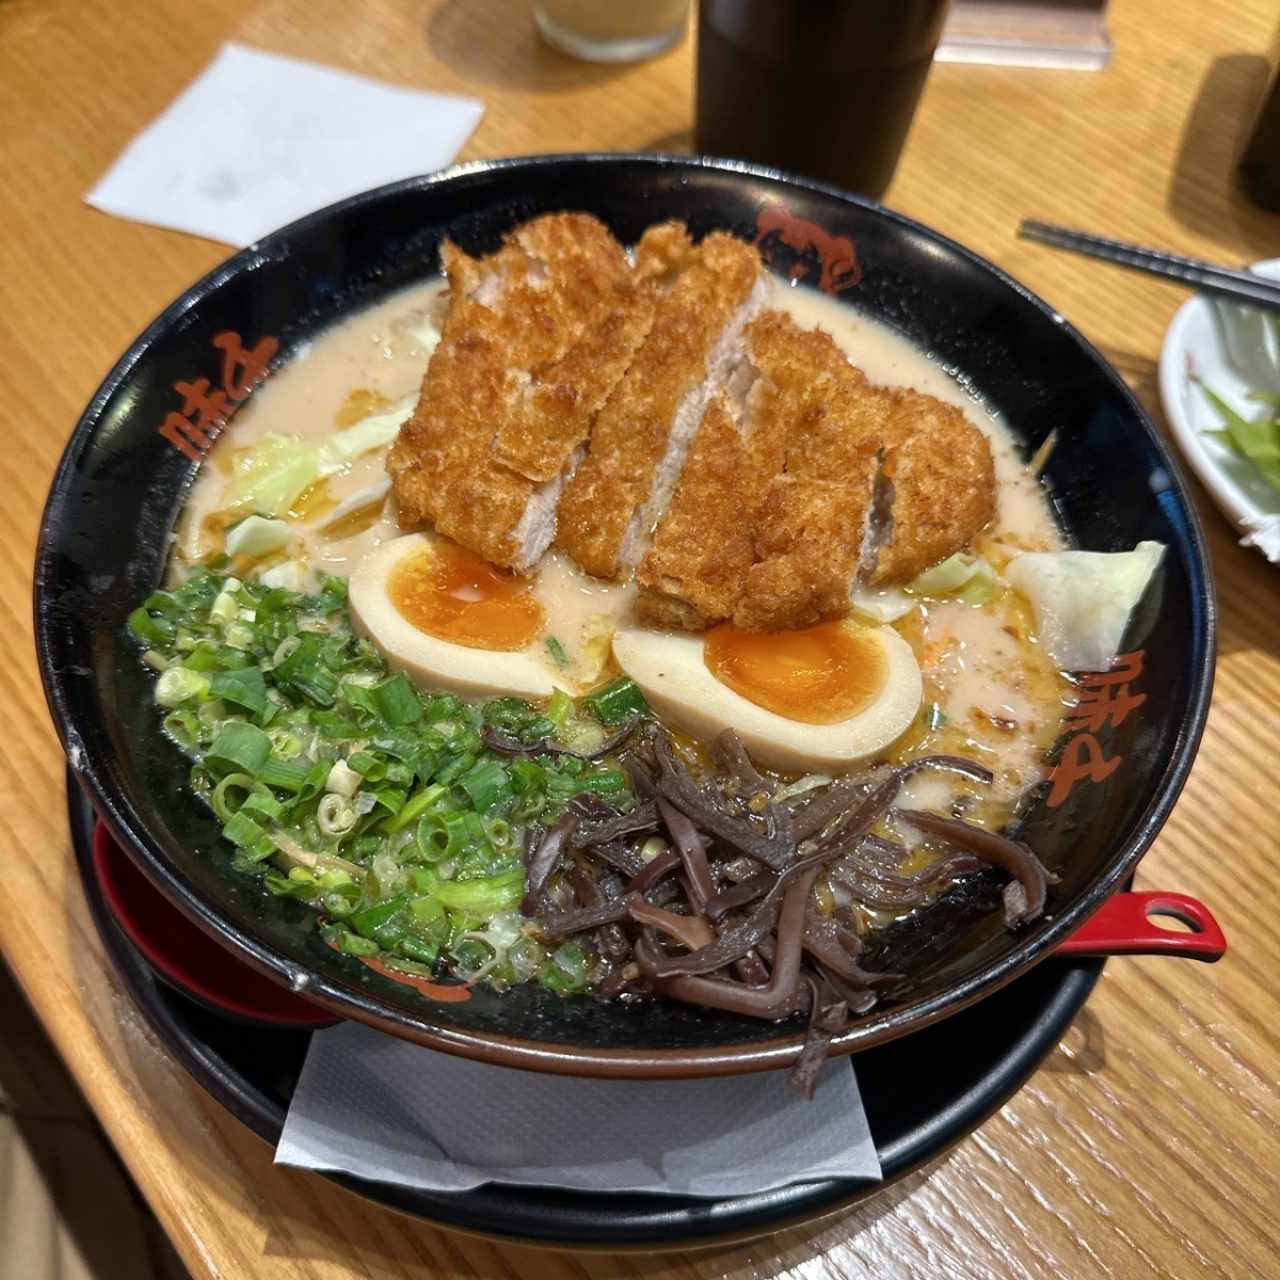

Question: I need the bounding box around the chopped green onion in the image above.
[221,809,265,849]
[382,761,413,786]
[542,941,588,992]
[345,749,380,775]
[211,772,257,822]
[426,868,524,915]
[571,767,629,796]
[317,792,358,837]
[242,795,283,826]
[545,688,573,729]
[372,672,421,726]
[396,937,440,966]
[584,676,648,726]
[325,759,363,798]
[408,893,451,944]
[162,710,199,750]
[484,817,512,847]
[333,929,380,957]
[416,811,468,863]
[435,752,476,786]
[206,721,272,777]
[370,786,407,817]
[351,894,409,941]
[209,582,241,626]
[154,666,210,708]
[425,694,463,724]
[128,606,173,646]
[545,636,569,669]
[257,755,311,793]
[458,758,511,813]
[381,782,448,833]
[209,666,268,717]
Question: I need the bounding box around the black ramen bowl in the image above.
[35,155,1214,1077]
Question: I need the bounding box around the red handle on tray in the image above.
[1055,891,1226,962]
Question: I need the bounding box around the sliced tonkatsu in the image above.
[388,213,648,571]
[638,310,997,631]
[554,232,768,579]
[388,214,997,632]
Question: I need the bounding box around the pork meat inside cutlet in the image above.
[869,388,997,584]
[388,212,643,571]
[556,233,768,580]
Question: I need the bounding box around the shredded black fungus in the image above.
[657,797,715,910]
[894,809,1058,926]
[790,976,850,1099]
[705,871,774,921]
[712,728,775,796]
[538,878,679,938]
[573,797,660,848]
[520,814,577,917]
[522,729,1053,1093]
[587,838,649,880]
[654,733,793,868]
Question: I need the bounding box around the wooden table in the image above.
[2,0,1278,1275]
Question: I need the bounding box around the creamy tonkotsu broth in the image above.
[177,272,1072,836]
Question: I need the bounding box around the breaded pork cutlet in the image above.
[388,213,653,571]
[633,314,796,629]
[730,313,893,631]
[869,389,996,584]
[637,310,996,633]
[555,233,768,580]
[633,220,697,283]
[634,385,783,630]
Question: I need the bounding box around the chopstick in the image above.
[1016,219,1280,311]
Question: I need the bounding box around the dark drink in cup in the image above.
[695,0,951,200]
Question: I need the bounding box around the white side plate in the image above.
[1157,257,1280,564]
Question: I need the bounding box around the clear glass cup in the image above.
[535,0,689,63]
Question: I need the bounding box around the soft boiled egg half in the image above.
[613,619,923,772]
[350,533,561,699]
[349,533,633,699]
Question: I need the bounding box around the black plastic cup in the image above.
[695,0,951,200]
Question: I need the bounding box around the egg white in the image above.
[349,533,565,700]
[612,622,923,772]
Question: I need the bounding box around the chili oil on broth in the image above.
[173,266,1072,826]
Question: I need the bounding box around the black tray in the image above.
[69,777,1103,1249]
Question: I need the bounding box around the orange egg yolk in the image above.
[703,620,887,725]
[389,542,544,651]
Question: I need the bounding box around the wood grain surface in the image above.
[2,0,1278,1276]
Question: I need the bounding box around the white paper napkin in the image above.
[86,43,483,247]
[275,1021,881,1197]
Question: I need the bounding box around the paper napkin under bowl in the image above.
[275,1021,881,1198]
